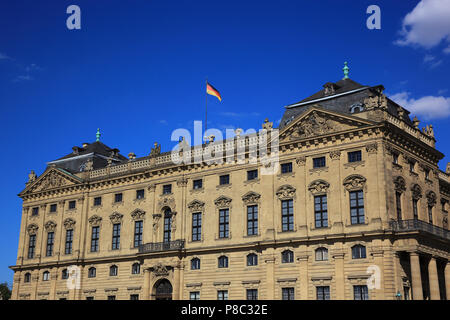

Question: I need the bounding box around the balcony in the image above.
[138,240,185,254]
[389,219,450,241]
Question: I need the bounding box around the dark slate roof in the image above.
[54,141,127,161]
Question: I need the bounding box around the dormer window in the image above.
[323,82,338,96]
[350,103,364,113]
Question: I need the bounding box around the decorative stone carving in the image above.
[214,196,232,208]
[393,176,406,192]
[157,197,176,212]
[152,213,161,231]
[187,200,205,212]
[295,156,306,166]
[150,142,161,157]
[176,177,188,187]
[329,150,341,160]
[290,111,334,139]
[365,143,378,154]
[308,180,330,194]
[147,184,156,192]
[63,218,76,230]
[84,159,93,171]
[152,263,169,277]
[109,212,123,224]
[276,185,296,199]
[262,118,273,130]
[32,171,69,192]
[242,191,261,204]
[88,215,102,226]
[131,209,146,220]
[411,184,422,200]
[426,191,437,206]
[343,175,367,191]
[27,224,39,235]
[363,89,387,110]
[44,221,57,232]
[28,170,37,183]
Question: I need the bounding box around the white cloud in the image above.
[0,52,10,60]
[389,91,450,120]
[395,0,450,51]
[423,54,443,68]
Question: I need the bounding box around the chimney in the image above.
[72,146,80,155]
[323,82,338,96]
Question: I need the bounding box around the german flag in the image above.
[206,82,222,101]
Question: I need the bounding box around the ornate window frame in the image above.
[276,185,296,233]
[188,200,205,242]
[242,192,261,237]
[214,196,232,240]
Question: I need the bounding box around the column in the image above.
[50,267,58,300]
[409,252,423,300]
[445,261,450,300]
[428,257,440,300]
[297,252,309,300]
[265,249,275,299]
[333,252,345,299]
[371,249,385,299]
[393,252,404,299]
[142,268,151,300]
[172,263,181,300]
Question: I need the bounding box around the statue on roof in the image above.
[150,142,161,157]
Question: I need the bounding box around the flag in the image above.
[206,82,222,101]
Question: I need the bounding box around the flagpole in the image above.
[205,77,208,137]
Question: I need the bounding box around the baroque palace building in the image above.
[10,71,450,300]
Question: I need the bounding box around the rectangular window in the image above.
[393,153,399,164]
[91,226,99,252]
[68,200,76,210]
[32,207,39,216]
[314,195,328,228]
[136,189,145,199]
[65,229,73,254]
[246,289,258,300]
[281,162,292,174]
[247,169,258,181]
[192,212,202,241]
[316,286,330,300]
[134,221,143,248]
[350,190,365,225]
[163,184,172,194]
[348,151,362,163]
[164,214,171,243]
[130,294,139,300]
[190,292,200,300]
[107,296,116,301]
[396,192,402,220]
[247,205,258,236]
[282,288,295,300]
[425,169,430,180]
[86,297,94,300]
[114,193,123,203]
[428,205,433,224]
[219,209,229,238]
[193,179,203,189]
[217,290,228,300]
[46,232,54,256]
[313,156,326,168]
[281,199,294,231]
[112,224,121,250]
[93,197,102,206]
[354,285,369,300]
[49,204,57,213]
[409,161,415,173]
[28,234,36,259]
[413,199,419,220]
[219,174,230,185]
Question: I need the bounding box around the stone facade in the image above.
[10,77,450,300]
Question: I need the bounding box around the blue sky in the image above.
[0,0,449,284]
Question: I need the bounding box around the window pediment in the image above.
[343,175,366,191]
[214,196,232,208]
[242,191,261,204]
[276,185,296,199]
[308,180,330,194]
[188,200,205,212]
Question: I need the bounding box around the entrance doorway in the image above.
[153,279,173,300]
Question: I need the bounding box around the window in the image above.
[88,267,96,278]
[163,184,172,195]
[409,161,415,173]
[247,289,258,300]
[219,174,230,185]
[109,265,118,276]
[354,285,369,300]
[313,157,326,168]
[217,290,228,300]
[351,245,366,259]
[130,294,139,300]
[281,162,292,174]
[68,200,76,210]
[247,169,258,181]
[281,199,294,231]
[247,253,258,266]
[191,258,200,270]
[61,269,69,280]
[65,229,73,254]
[190,291,200,300]
[396,192,402,220]
[46,232,54,257]
[136,189,145,200]
[281,250,294,263]
[163,209,172,242]
[193,179,203,189]
[94,197,102,206]
[107,296,116,300]
[219,208,229,238]
[28,234,36,259]
[315,247,328,261]
[424,169,430,180]
[218,256,228,268]
[134,221,143,248]
[412,198,419,220]
[348,151,362,163]
[247,205,258,236]
[282,288,294,300]
[49,204,57,213]
[314,195,328,228]
[393,153,399,164]
[42,271,50,281]
[192,212,202,241]
[86,296,94,300]
[24,273,31,283]
[316,286,330,300]
[428,205,433,224]
[32,207,39,216]
[114,193,123,203]
[350,190,365,225]
[91,226,99,252]
[112,223,121,250]
[132,263,140,275]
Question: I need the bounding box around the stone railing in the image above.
[389,219,449,241]
[438,170,449,183]
[385,113,435,147]
[138,240,185,254]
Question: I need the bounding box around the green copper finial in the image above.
[343,61,349,79]
[96,128,101,142]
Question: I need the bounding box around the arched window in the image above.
[132,263,140,275]
[351,245,366,259]
[88,267,96,278]
[61,269,69,280]
[191,258,200,270]
[218,256,229,268]
[315,247,328,261]
[42,271,50,281]
[281,250,294,263]
[110,265,118,276]
[247,253,258,266]
[24,273,31,283]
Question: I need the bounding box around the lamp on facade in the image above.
[395,291,402,300]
